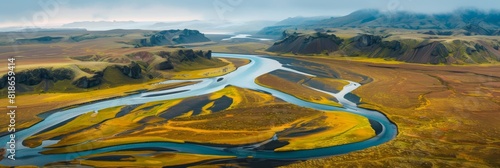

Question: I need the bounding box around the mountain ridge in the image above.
[267,32,500,64]
[259,9,500,36]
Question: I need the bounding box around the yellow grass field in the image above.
[283,56,500,167]
[36,86,374,156]
[0,80,194,135]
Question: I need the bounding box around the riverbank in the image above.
[284,56,500,167]
[1,53,396,167]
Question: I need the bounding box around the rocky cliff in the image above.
[0,49,217,92]
[267,32,343,55]
[0,68,74,89]
[116,62,142,79]
[0,62,143,91]
[155,49,213,70]
[134,29,211,47]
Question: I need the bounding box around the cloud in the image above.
[1,0,499,27]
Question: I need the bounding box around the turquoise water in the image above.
[0,53,397,166]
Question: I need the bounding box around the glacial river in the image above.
[0,53,397,166]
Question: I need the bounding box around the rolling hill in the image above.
[131,29,211,47]
[268,32,500,64]
[0,49,218,91]
[259,9,500,36]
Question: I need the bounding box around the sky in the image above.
[1,0,500,28]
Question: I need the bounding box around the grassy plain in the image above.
[3,28,498,167]
[277,111,374,151]
[23,106,124,148]
[0,80,195,135]
[0,32,251,136]
[282,56,500,167]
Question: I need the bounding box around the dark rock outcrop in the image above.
[15,36,64,44]
[398,41,450,64]
[136,39,149,48]
[50,68,75,81]
[342,34,383,56]
[422,30,454,36]
[154,49,213,70]
[267,32,343,55]
[135,29,210,47]
[17,68,52,86]
[178,49,208,62]
[149,33,167,46]
[116,62,142,79]
[204,50,212,59]
[0,76,6,89]
[155,60,175,70]
[72,75,102,88]
[353,34,382,47]
[381,41,403,53]
[0,68,74,89]
[171,29,211,44]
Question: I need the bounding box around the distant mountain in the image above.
[149,20,215,30]
[21,28,87,32]
[62,20,276,33]
[257,16,331,36]
[131,29,211,47]
[0,27,87,33]
[315,9,381,28]
[61,21,150,30]
[274,16,332,26]
[267,32,342,54]
[267,32,500,64]
[150,20,276,33]
[259,9,500,36]
[15,36,64,44]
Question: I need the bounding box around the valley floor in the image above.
[1,44,499,167]
[282,56,500,167]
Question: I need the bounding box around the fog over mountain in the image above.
[1,0,500,32]
[259,9,500,35]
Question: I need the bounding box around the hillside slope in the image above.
[259,9,500,36]
[267,33,500,64]
[267,32,343,54]
[132,29,211,47]
[0,49,219,92]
